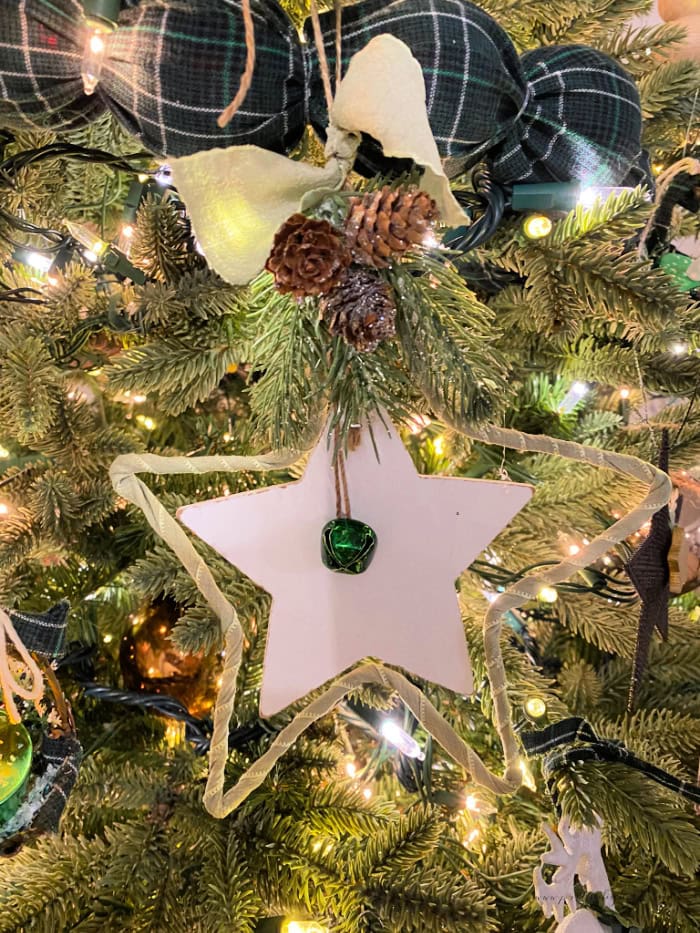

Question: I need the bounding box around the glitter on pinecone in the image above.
[265,213,351,298]
[345,186,439,268]
[320,266,397,352]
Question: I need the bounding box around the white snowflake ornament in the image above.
[535,816,614,926]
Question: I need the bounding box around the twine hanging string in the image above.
[217,0,256,129]
[110,406,670,817]
[333,427,351,519]
[218,0,342,129]
[0,608,44,724]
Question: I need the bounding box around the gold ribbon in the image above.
[170,35,469,287]
[0,607,44,724]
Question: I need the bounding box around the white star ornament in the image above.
[177,415,532,716]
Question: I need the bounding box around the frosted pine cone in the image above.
[320,266,397,352]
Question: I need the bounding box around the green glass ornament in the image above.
[0,712,32,824]
[321,518,377,575]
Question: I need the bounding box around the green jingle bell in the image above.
[321,518,377,575]
[0,712,32,825]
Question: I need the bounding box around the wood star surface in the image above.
[178,413,533,716]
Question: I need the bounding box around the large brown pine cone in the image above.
[345,186,439,268]
[265,213,351,298]
[320,266,397,353]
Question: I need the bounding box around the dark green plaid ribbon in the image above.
[0,0,647,188]
[8,600,69,660]
[522,716,700,806]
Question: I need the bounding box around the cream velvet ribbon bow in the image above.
[170,34,469,286]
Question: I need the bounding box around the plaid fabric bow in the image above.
[0,0,647,188]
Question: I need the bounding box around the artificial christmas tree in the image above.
[0,1,699,931]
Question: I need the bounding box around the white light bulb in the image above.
[671,342,688,356]
[380,720,425,760]
[23,251,53,273]
[82,27,108,95]
[559,381,588,413]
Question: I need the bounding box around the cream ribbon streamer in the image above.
[169,35,469,287]
[0,607,45,724]
[110,415,670,818]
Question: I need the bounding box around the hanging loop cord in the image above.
[333,427,351,519]
[217,0,256,128]
[218,0,343,128]
[0,607,44,724]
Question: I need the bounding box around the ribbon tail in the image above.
[331,34,469,228]
[170,146,352,286]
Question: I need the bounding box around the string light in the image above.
[538,585,558,604]
[433,436,446,455]
[464,793,480,812]
[282,921,329,933]
[463,828,481,847]
[671,342,688,356]
[0,502,9,517]
[0,446,9,458]
[523,213,552,240]
[362,787,372,800]
[559,381,588,413]
[102,633,113,644]
[136,415,156,431]
[80,0,120,95]
[524,696,547,720]
[344,759,357,778]
[568,543,581,557]
[380,719,425,760]
[619,387,630,399]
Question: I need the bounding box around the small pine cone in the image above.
[265,213,350,298]
[345,186,439,268]
[320,266,397,353]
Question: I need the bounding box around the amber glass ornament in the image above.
[119,598,222,717]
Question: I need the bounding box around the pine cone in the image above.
[345,186,439,268]
[320,266,396,353]
[265,213,350,298]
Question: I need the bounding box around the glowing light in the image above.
[83,249,99,264]
[652,162,664,176]
[0,446,9,458]
[523,214,552,240]
[164,720,185,748]
[282,921,329,933]
[137,415,156,431]
[23,251,53,274]
[82,27,109,95]
[132,394,147,404]
[0,502,9,516]
[464,793,480,812]
[559,381,588,413]
[568,543,581,557]
[103,633,113,644]
[602,555,613,567]
[408,413,431,434]
[137,173,150,183]
[463,828,481,847]
[121,224,135,239]
[524,696,547,719]
[223,433,233,443]
[619,387,630,399]
[538,585,558,604]
[345,760,357,778]
[433,436,446,456]
[380,719,425,760]
[362,787,372,800]
[671,342,688,356]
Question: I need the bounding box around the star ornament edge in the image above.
[177,412,533,715]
